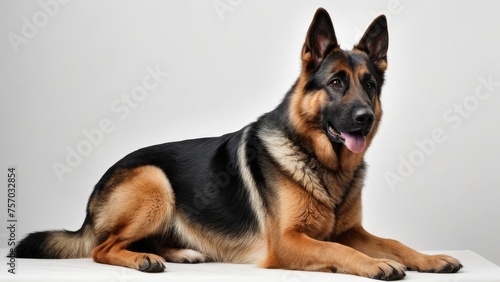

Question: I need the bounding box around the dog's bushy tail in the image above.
[14,214,96,259]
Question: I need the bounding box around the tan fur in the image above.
[172,213,264,264]
[289,75,339,170]
[91,165,174,271]
[261,175,406,277]
[45,223,95,258]
[336,227,461,272]
[93,166,174,236]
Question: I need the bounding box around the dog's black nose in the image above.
[353,108,375,127]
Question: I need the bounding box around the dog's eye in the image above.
[331,79,342,88]
[365,81,376,90]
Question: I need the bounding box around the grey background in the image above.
[1,0,499,266]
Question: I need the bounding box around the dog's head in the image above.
[289,8,388,169]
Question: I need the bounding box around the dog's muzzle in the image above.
[325,107,375,153]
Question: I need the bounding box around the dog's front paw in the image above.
[408,254,463,273]
[357,258,406,280]
[137,254,166,272]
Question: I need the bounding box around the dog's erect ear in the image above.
[302,8,338,70]
[355,15,388,72]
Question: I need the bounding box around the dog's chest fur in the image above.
[259,127,365,238]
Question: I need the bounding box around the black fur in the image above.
[97,132,260,237]
[14,231,52,258]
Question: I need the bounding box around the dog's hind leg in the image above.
[90,165,175,272]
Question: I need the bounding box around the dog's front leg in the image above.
[261,231,406,280]
[336,226,463,273]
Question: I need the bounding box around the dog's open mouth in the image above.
[327,124,366,153]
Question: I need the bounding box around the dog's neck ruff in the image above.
[258,127,333,208]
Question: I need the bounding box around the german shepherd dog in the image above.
[16,8,462,280]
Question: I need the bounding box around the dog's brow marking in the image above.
[238,127,267,233]
[259,128,332,207]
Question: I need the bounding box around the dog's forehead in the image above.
[346,50,370,70]
[328,49,370,75]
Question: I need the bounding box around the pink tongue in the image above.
[340,132,366,153]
